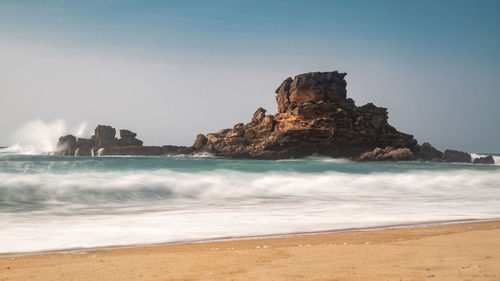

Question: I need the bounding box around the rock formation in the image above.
[169,71,418,159]
[118,130,143,146]
[473,155,494,164]
[414,142,443,162]
[53,70,491,163]
[443,150,472,163]
[54,125,163,156]
[55,135,78,156]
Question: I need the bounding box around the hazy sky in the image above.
[1,0,499,152]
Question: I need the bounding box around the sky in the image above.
[1,0,499,152]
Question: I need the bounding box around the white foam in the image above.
[0,168,499,254]
[471,153,499,165]
[7,119,89,155]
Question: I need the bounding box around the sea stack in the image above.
[182,71,418,159]
[54,70,488,163]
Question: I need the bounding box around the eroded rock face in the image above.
[118,130,143,146]
[276,72,347,113]
[189,71,418,159]
[95,125,119,148]
[443,150,471,163]
[357,147,414,161]
[54,125,160,156]
[53,70,473,160]
[473,155,494,164]
[98,146,163,156]
[416,142,443,162]
[54,135,78,156]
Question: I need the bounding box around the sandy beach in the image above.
[1,220,499,281]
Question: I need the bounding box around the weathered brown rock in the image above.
[74,147,91,156]
[416,142,443,162]
[188,71,418,159]
[53,71,474,160]
[443,150,472,163]
[193,134,208,149]
[77,138,96,149]
[358,147,414,161]
[94,125,119,148]
[276,72,347,113]
[98,146,163,156]
[54,135,77,156]
[473,155,494,164]
[118,129,143,146]
[162,145,194,155]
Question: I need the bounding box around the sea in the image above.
[1,146,499,255]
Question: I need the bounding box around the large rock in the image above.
[94,125,119,148]
[276,72,347,113]
[416,142,443,162]
[443,150,471,163]
[473,155,494,164]
[118,129,143,146]
[187,71,418,159]
[77,138,96,148]
[162,145,194,155]
[54,135,77,156]
[193,134,208,149]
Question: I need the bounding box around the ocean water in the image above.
[0,147,499,255]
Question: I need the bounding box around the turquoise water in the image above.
[1,149,499,254]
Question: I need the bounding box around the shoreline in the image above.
[2,217,499,258]
[1,219,499,280]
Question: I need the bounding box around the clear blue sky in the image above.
[1,0,499,152]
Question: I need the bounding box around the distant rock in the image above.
[54,135,77,156]
[162,145,194,155]
[276,72,347,113]
[118,130,143,146]
[193,134,208,150]
[188,71,418,159]
[94,125,119,148]
[52,70,478,160]
[98,146,163,156]
[443,150,472,163]
[473,155,494,164]
[358,147,414,161]
[74,147,91,156]
[416,142,443,162]
[54,125,161,157]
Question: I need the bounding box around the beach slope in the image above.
[1,221,499,280]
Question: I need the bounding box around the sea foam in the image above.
[1,157,499,254]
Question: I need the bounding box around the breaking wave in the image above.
[1,154,499,254]
[7,119,88,155]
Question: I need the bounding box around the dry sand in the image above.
[1,220,499,281]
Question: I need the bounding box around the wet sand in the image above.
[1,220,499,281]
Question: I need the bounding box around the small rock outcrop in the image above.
[54,125,163,157]
[358,147,414,161]
[55,135,77,156]
[443,150,472,163]
[94,125,119,148]
[118,130,143,146]
[473,155,494,164]
[415,142,444,162]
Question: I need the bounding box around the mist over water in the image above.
[1,149,499,254]
[9,119,88,154]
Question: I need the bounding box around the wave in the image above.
[1,168,499,206]
[6,119,89,155]
[471,153,499,165]
[1,165,500,254]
